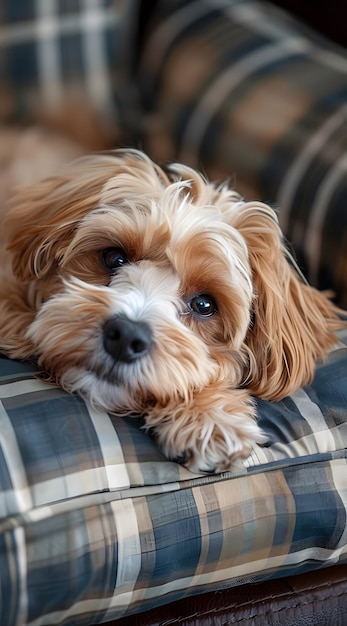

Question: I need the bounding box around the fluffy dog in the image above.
[0,149,344,472]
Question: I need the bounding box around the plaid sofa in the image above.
[0,1,347,625]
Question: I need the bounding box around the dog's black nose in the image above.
[103,316,152,362]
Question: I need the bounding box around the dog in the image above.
[0,148,344,473]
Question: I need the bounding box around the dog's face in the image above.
[1,150,340,472]
[14,151,254,409]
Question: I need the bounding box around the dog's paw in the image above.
[172,419,264,474]
[145,388,266,474]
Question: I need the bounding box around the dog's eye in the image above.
[102,247,129,272]
[189,294,217,317]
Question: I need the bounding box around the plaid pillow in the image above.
[0,329,346,625]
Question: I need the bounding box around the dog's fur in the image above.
[0,148,344,472]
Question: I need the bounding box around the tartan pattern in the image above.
[0,329,346,625]
[1,0,346,305]
[1,3,347,623]
[0,0,125,131]
[136,0,347,307]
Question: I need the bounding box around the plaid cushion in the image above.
[0,328,346,625]
[136,0,347,307]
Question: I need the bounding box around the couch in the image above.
[0,1,346,625]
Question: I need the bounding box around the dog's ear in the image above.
[6,149,169,283]
[229,202,341,400]
[5,154,123,282]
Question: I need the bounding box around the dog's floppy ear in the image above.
[6,149,169,283]
[5,153,124,282]
[230,202,341,400]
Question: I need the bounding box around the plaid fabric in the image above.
[0,329,346,625]
[1,4,347,623]
[135,0,347,307]
[0,0,133,134]
[1,0,346,304]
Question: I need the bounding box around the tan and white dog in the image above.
[0,148,344,472]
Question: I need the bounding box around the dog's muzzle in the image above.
[103,316,152,363]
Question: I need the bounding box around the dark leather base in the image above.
[109,565,347,625]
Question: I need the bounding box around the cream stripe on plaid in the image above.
[0,378,53,399]
[80,0,116,118]
[291,388,337,452]
[35,0,117,111]
[87,404,131,491]
[35,0,63,105]
[0,400,33,516]
[6,527,28,626]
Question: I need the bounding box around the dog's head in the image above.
[2,149,340,470]
[5,148,340,403]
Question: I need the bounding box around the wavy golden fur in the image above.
[0,149,344,472]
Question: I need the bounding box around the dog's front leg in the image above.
[144,384,265,474]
